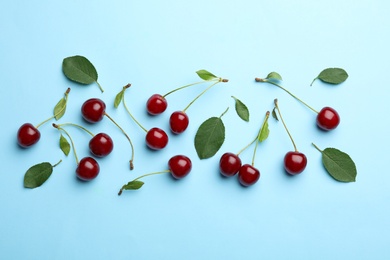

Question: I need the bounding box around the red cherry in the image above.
[81,98,106,123]
[169,111,189,134]
[316,107,340,130]
[238,164,260,186]
[17,123,41,148]
[146,94,168,115]
[284,151,307,175]
[145,127,168,150]
[168,155,192,179]
[89,133,114,157]
[219,152,242,177]
[76,157,100,181]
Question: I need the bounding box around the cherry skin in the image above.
[81,98,106,123]
[284,151,307,175]
[316,107,340,131]
[168,155,192,179]
[145,127,169,150]
[17,123,41,148]
[219,152,242,177]
[238,164,260,186]
[146,94,168,115]
[89,133,114,157]
[169,111,189,134]
[76,157,100,181]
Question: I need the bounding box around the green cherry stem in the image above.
[251,111,270,166]
[52,159,63,168]
[162,80,214,98]
[53,123,79,165]
[121,85,148,133]
[274,99,298,152]
[96,81,104,93]
[118,170,171,195]
[255,78,319,114]
[36,88,71,129]
[55,122,95,137]
[311,143,323,153]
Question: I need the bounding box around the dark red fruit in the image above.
[146,94,167,115]
[89,133,114,157]
[76,157,100,181]
[168,155,192,179]
[316,107,340,131]
[81,98,106,123]
[284,151,307,175]
[17,123,41,148]
[219,152,242,177]
[238,164,260,186]
[169,111,189,134]
[145,127,168,150]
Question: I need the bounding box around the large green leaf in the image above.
[194,117,225,159]
[24,162,53,188]
[321,147,357,182]
[311,68,348,86]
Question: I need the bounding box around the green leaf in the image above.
[258,120,270,142]
[271,107,279,121]
[196,69,218,81]
[114,89,124,108]
[232,96,249,122]
[266,72,282,81]
[122,180,144,190]
[195,116,225,159]
[53,98,66,120]
[59,134,70,156]
[311,68,348,86]
[24,162,53,188]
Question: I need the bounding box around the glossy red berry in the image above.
[89,133,114,157]
[76,157,100,181]
[238,164,260,186]
[169,111,189,134]
[17,123,41,148]
[219,152,242,177]
[145,127,168,150]
[316,107,340,130]
[284,151,307,175]
[146,94,168,115]
[168,155,192,179]
[81,98,106,123]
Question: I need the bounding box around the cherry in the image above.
[219,152,242,177]
[89,133,114,157]
[146,94,168,115]
[284,151,307,175]
[169,111,189,134]
[316,107,340,130]
[238,164,260,186]
[76,157,100,181]
[146,127,169,150]
[168,155,192,179]
[81,98,106,123]
[17,123,41,148]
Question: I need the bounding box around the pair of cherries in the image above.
[219,153,260,186]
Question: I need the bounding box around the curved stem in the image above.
[53,124,79,165]
[52,159,62,168]
[252,111,270,166]
[96,81,104,93]
[219,107,229,118]
[256,78,319,114]
[56,123,95,137]
[163,80,213,98]
[122,90,148,133]
[104,112,135,170]
[183,81,220,112]
[236,137,257,156]
[311,143,323,153]
[274,99,298,152]
[36,88,71,128]
[118,170,170,195]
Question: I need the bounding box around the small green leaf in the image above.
[266,72,282,81]
[271,107,279,121]
[114,89,124,108]
[122,180,144,190]
[24,162,53,188]
[311,68,348,86]
[232,96,249,122]
[53,98,66,120]
[196,69,218,81]
[195,115,226,159]
[258,119,270,142]
[59,134,70,156]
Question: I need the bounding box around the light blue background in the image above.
[1,0,389,259]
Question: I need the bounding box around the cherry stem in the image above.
[104,112,135,170]
[121,86,148,133]
[36,88,71,129]
[118,170,170,195]
[255,78,319,114]
[236,137,257,156]
[96,81,104,93]
[53,123,79,165]
[311,143,323,153]
[52,159,62,168]
[55,122,95,137]
[162,80,212,98]
[252,111,270,166]
[219,107,229,118]
[274,99,298,152]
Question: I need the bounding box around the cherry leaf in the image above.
[232,96,249,122]
[311,68,348,86]
[24,162,53,188]
[123,181,144,190]
[196,69,218,81]
[114,89,124,108]
[271,107,279,121]
[59,134,70,156]
[258,119,270,142]
[266,72,282,81]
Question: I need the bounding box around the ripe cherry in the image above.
[145,127,169,150]
[17,123,41,148]
[168,155,192,179]
[89,133,114,157]
[238,164,260,186]
[284,151,307,175]
[146,94,168,115]
[219,152,242,177]
[169,111,189,134]
[76,157,100,181]
[316,107,340,130]
[81,98,106,123]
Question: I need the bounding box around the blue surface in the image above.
[1,0,389,259]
